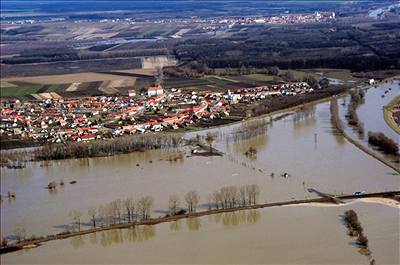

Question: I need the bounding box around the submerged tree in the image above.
[185,191,200,212]
[168,194,180,215]
[14,224,27,242]
[69,210,82,231]
[88,207,97,228]
[137,196,154,220]
[123,198,136,222]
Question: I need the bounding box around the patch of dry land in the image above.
[0,81,17,87]
[2,72,138,84]
[358,197,400,207]
[295,197,399,208]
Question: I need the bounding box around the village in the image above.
[0,82,313,144]
[2,11,335,26]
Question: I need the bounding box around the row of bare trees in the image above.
[229,119,269,143]
[346,89,365,137]
[208,184,260,210]
[71,190,202,231]
[5,186,261,245]
[69,196,154,231]
[34,134,182,161]
[343,210,375,264]
[167,191,201,215]
[330,99,344,133]
[367,131,399,155]
[69,184,260,231]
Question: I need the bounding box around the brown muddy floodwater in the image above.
[1,82,399,264]
[338,80,399,165]
[2,202,399,264]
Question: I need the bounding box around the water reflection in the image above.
[226,119,271,144]
[89,232,98,245]
[227,134,268,156]
[70,235,84,249]
[170,220,181,232]
[292,105,316,123]
[292,106,317,134]
[186,217,202,231]
[210,210,261,228]
[70,225,157,249]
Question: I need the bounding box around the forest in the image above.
[172,21,400,74]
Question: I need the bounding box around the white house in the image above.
[147,86,164,97]
[128,89,136,97]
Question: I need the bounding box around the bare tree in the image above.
[209,191,222,209]
[205,133,215,154]
[109,200,122,224]
[220,187,229,208]
[239,186,247,206]
[245,185,253,205]
[98,205,108,227]
[69,209,82,231]
[88,206,97,228]
[185,191,200,212]
[14,224,26,242]
[247,184,260,205]
[168,194,180,215]
[227,186,238,207]
[137,196,154,220]
[123,198,136,222]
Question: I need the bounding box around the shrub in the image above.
[357,233,369,247]
[368,131,399,155]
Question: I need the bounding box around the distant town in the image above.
[0,82,313,144]
[2,11,336,29]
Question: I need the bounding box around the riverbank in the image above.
[1,191,399,255]
[383,95,400,135]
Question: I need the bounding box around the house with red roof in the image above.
[147,86,164,97]
[80,134,96,141]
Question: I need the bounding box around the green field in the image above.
[0,83,60,97]
[0,85,42,97]
[43,84,60,92]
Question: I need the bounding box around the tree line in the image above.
[248,87,345,117]
[208,184,260,210]
[367,131,399,156]
[1,49,169,65]
[345,89,365,137]
[343,210,375,265]
[3,184,261,247]
[34,133,182,161]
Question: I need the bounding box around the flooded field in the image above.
[338,80,399,165]
[1,81,399,263]
[2,201,398,264]
[357,80,399,140]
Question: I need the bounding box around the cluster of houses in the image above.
[0,82,313,143]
